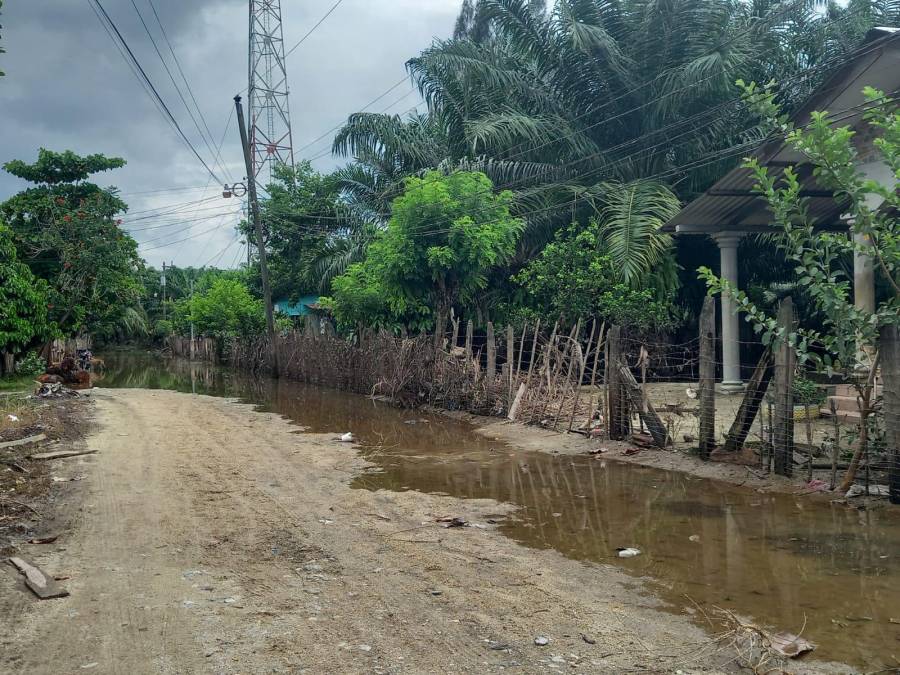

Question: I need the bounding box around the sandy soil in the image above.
[1,389,845,674]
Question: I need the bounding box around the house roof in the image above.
[663,28,900,235]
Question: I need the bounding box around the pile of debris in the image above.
[34,382,81,400]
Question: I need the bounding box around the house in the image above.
[663,27,900,390]
[274,295,321,318]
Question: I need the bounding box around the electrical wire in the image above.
[145,0,235,183]
[285,0,346,57]
[88,0,223,185]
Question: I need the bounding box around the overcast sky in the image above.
[0,0,460,268]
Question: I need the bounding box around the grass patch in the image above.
[0,375,36,393]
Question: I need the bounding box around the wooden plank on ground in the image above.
[28,449,97,461]
[8,557,69,599]
[0,434,47,450]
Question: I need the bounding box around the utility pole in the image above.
[189,277,196,361]
[161,261,168,321]
[235,94,279,377]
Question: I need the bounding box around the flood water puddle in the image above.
[99,352,900,670]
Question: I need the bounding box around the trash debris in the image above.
[0,434,47,450]
[339,432,355,443]
[686,387,698,400]
[27,535,59,545]
[688,535,701,543]
[616,547,641,558]
[534,636,550,646]
[588,447,608,455]
[35,383,80,399]
[29,449,97,461]
[769,632,816,658]
[7,414,19,422]
[623,448,641,456]
[846,484,890,498]
[805,479,829,492]
[436,516,467,528]
[8,556,69,599]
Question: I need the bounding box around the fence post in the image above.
[698,296,716,459]
[486,321,496,381]
[506,325,515,397]
[606,325,628,440]
[882,324,900,504]
[773,298,796,477]
[465,320,473,363]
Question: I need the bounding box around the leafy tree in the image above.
[174,278,266,340]
[701,83,899,489]
[257,162,369,296]
[0,224,53,362]
[328,171,523,332]
[515,220,678,332]
[0,149,143,341]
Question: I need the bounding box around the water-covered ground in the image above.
[99,351,900,669]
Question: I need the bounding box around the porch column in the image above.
[713,233,744,390]
[854,233,875,313]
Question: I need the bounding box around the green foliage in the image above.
[257,162,369,296]
[329,171,523,330]
[514,220,678,331]
[792,376,825,406]
[174,278,266,340]
[0,150,143,340]
[4,149,126,185]
[15,352,46,378]
[0,224,53,355]
[700,83,899,372]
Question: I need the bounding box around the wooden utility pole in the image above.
[773,298,795,477]
[880,325,899,504]
[189,277,196,361]
[235,95,279,377]
[698,296,716,459]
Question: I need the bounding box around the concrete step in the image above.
[827,395,862,412]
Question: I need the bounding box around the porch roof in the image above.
[663,27,900,236]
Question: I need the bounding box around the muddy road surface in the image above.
[3,388,738,674]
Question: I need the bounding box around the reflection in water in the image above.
[100,351,900,670]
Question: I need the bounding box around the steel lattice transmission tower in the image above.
[248,0,295,183]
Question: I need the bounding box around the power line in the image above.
[88,0,223,185]
[285,0,346,58]
[127,0,230,184]
[145,0,234,183]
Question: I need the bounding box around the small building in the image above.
[274,296,321,318]
[663,27,900,390]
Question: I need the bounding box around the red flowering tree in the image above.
[0,150,143,341]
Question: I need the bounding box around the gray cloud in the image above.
[0,0,459,268]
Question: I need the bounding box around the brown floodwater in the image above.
[100,352,900,670]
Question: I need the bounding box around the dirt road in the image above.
[1,389,789,674]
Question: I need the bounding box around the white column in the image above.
[713,234,744,390]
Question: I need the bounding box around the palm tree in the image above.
[328,0,872,286]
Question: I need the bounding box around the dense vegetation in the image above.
[2,0,899,371]
[245,0,896,337]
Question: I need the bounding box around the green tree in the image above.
[257,162,370,296]
[0,224,52,365]
[328,171,523,332]
[174,278,266,340]
[701,83,899,489]
[0,149,144,341]
[514,220,678,331]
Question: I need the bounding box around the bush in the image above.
[15,351,45,377]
